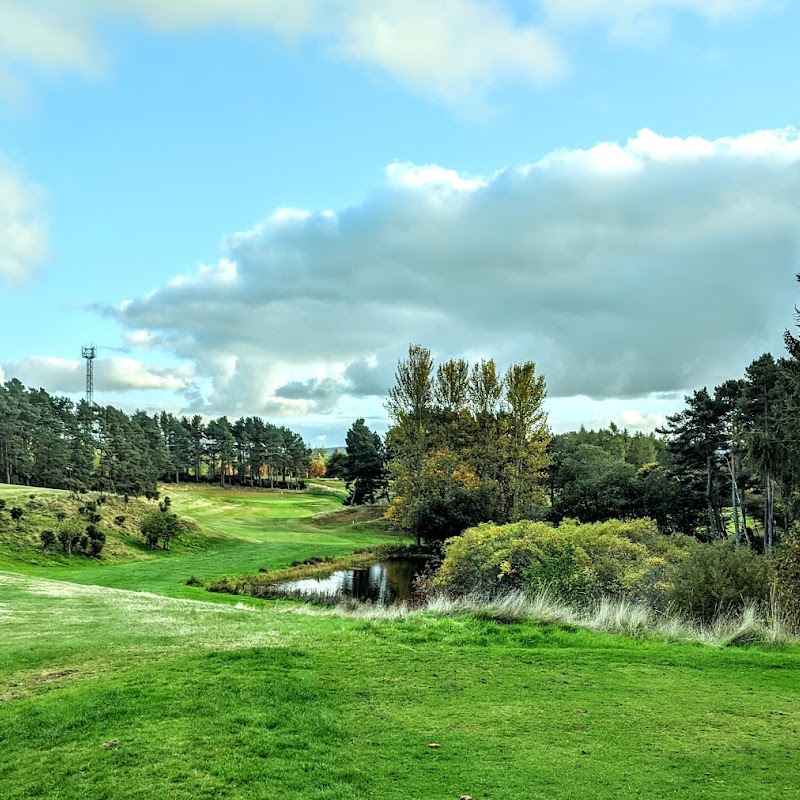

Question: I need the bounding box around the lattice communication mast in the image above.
[82,345,96,406]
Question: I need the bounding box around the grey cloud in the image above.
[108,128,800,412]
[343,359,396,398]
[275,377,345,412]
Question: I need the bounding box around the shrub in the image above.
[668,541,773,622]
[86,527,106,557]
[140,510,181,551]
[114,515,127,526]
[433,517,696,605]
[10,507,23,529]
[406,486,499,543]
[774,527,800,620]
[57,520,83,556]
[433,520,590,597]
[79,501,97,516]
[40,530,56,550]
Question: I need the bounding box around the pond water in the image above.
[273,558,427,603]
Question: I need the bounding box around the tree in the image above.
[140,511,167,551]
[386,346,550,544]
[325,450,348,479]
[552,444,637,523]
[84,524,106,556]
[503,362,550,521]
[140,510,180,550]
[658,388,730,540]
[739,355,788,549]
[343,419,387,505]
[57,520,83,556]
[40,529,56,550]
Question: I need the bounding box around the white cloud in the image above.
[333,0,564,99]
[2,355,192,393]
[0,0,564,102]
[123,330,155,349]
[105,127,800,422]
[0,154,48,285]
[619,409,668,431]
[541,0,770,39]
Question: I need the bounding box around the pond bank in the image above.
[207,544,437,604]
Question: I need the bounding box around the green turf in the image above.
[0,484,798,799]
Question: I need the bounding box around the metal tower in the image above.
[82,345,96,405]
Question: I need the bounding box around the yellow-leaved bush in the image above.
[432,517,698,605]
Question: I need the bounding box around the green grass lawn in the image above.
[0,483,798,799]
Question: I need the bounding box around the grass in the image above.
[1,483,799,798]
[0,483,401,600]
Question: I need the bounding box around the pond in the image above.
[272,558,428,604]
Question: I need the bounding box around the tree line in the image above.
[0,383,311,497]
[338,273,800,549]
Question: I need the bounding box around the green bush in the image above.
[774,527,800,620]
[668,541,773,622]
[433,520,596,597]
[140,510,181,551]
[40,529,56,550]
[57,520,83,556]
[433,517,696,604]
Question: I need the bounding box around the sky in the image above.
[1,0,799,447]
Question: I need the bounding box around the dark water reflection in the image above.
[274,558,426,603]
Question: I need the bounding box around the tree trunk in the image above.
[764,475,774,550]
[728,456,741,544]
[706,455,718,540]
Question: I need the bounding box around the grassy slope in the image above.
[0,483,398,600]
[0,484,798,799]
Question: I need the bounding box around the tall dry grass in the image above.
[278,589,800,647]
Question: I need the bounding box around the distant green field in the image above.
[0,483,399,599]
[0,483,798,799]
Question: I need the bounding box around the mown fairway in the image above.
[1,484,799,799]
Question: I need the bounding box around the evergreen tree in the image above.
[343,419,387,505]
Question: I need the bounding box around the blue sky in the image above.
[1,0,798,445]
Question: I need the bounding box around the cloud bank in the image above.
[104,127,800,419]
[3,355,191,394]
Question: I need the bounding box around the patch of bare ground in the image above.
[36,669,78,682]
[310,505,387,527]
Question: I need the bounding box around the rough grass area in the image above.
[0,484,201,566]
[1,571,799,800]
